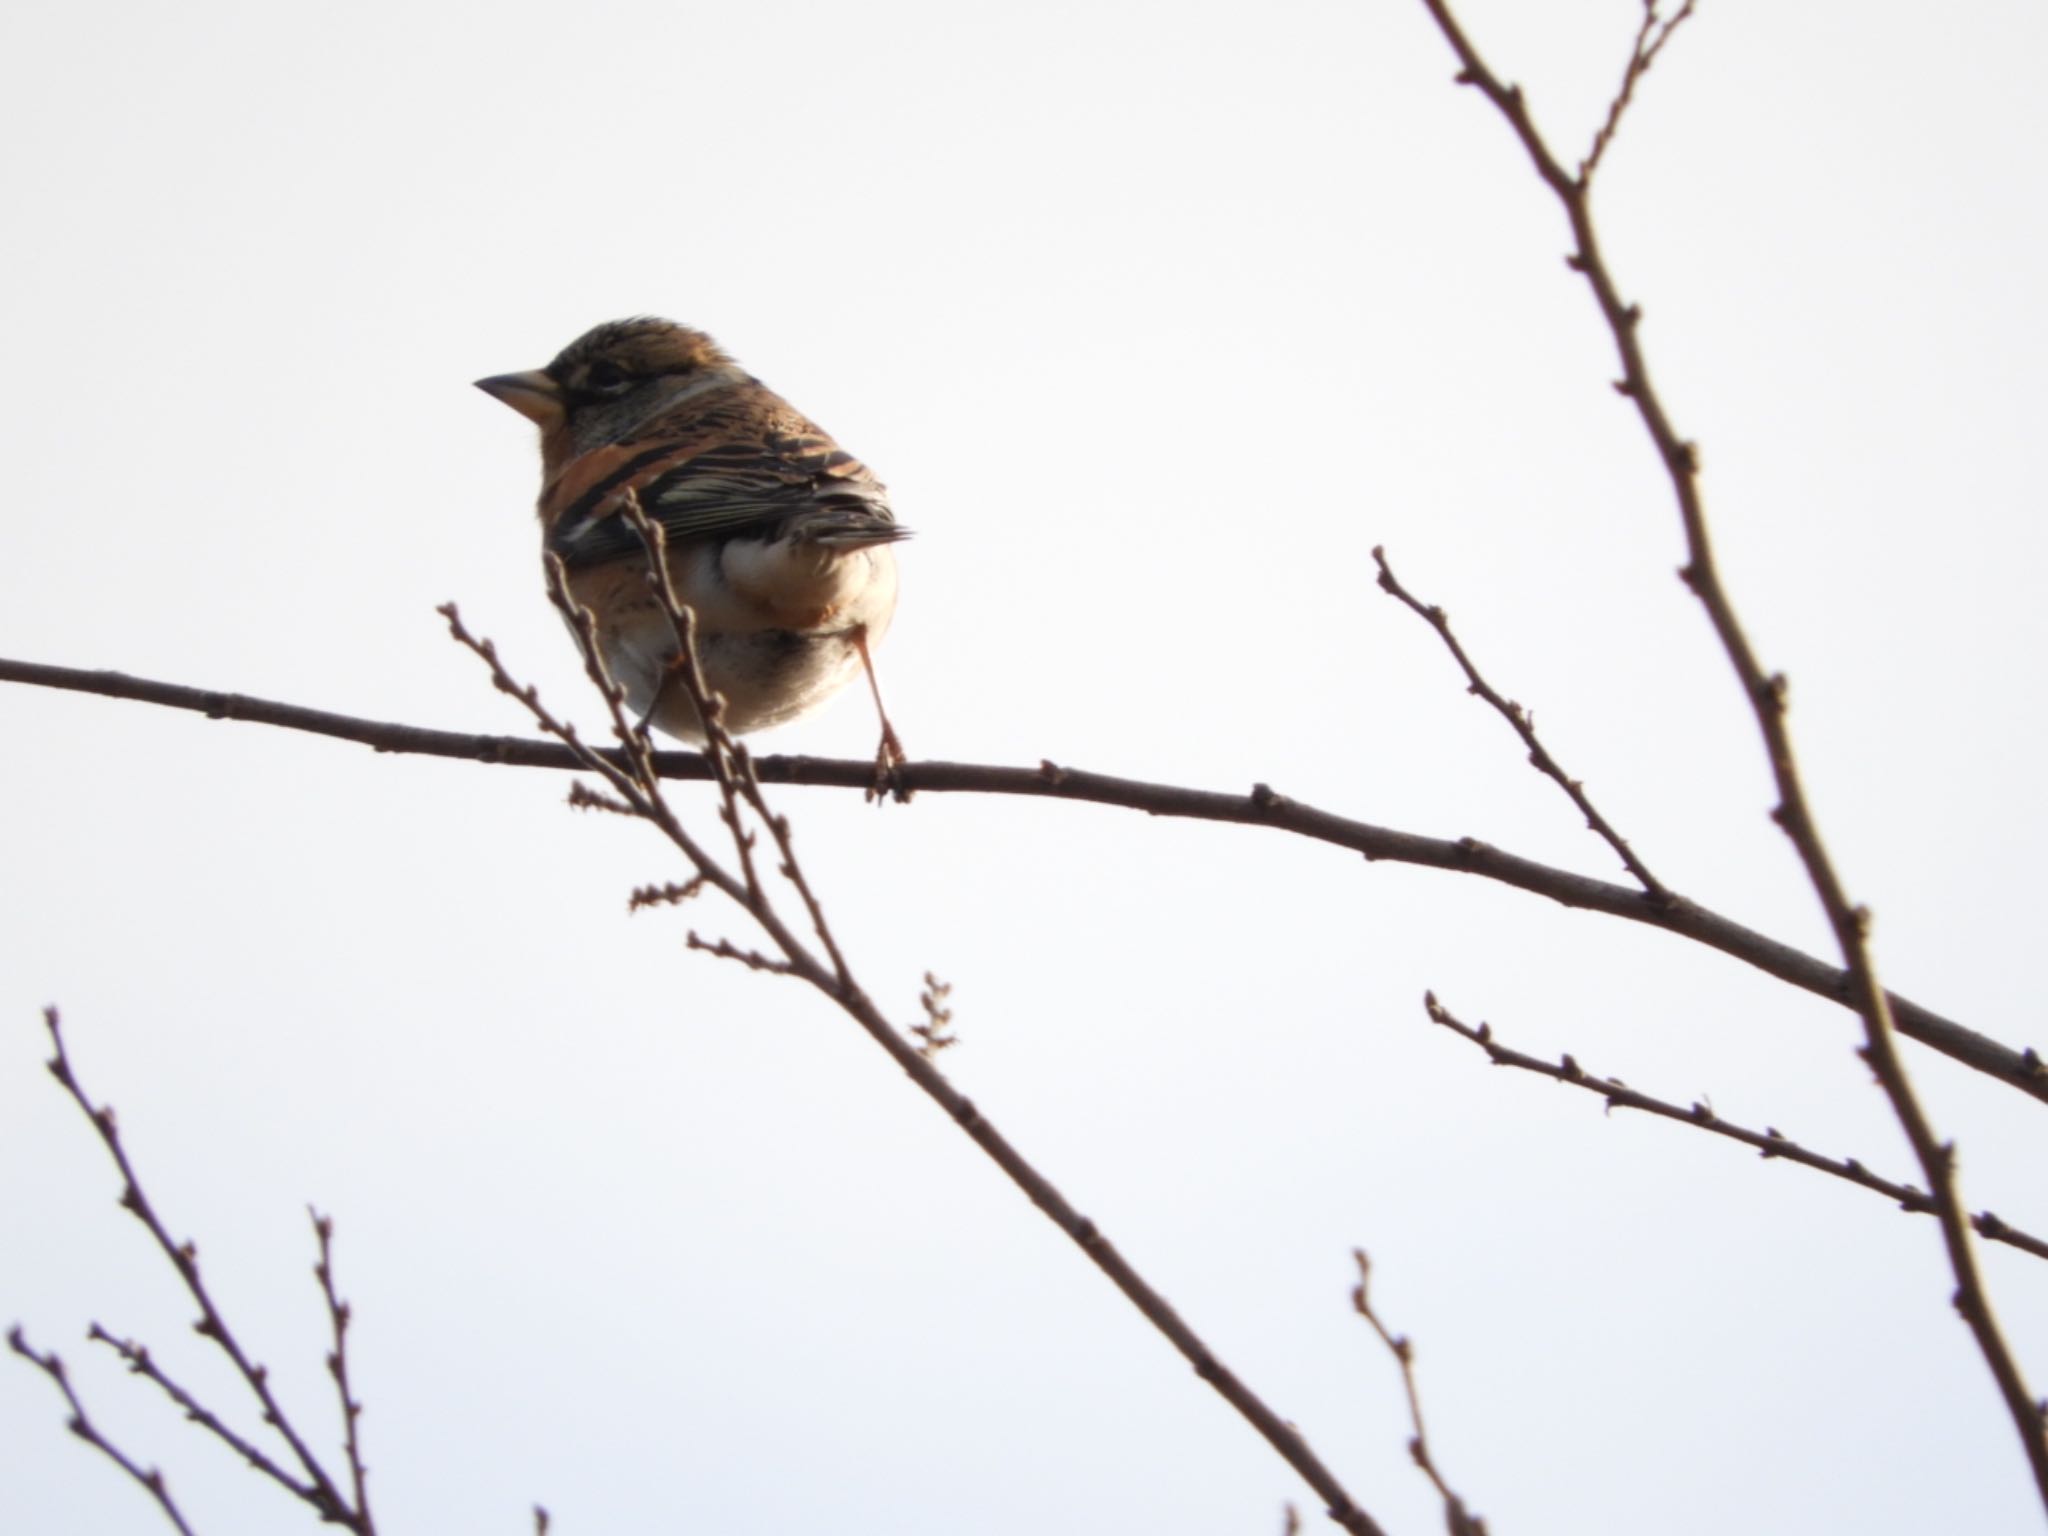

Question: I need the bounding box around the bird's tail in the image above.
[786,507,912,548]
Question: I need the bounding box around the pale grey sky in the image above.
[4,2,2046,1532]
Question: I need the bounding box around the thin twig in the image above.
[438,583,1393,1536]
[685,932,799,975]
[36,1008,360,1525]
[1416,0,2048,1503]
[1,657,2033,1103]
[87,1325,322,1503]
[311,1211,372,1526]
[7,1327,199,1536]
[1372,545,1666,898]
[628,877,709,912]
[1350,1251,1486,1536]
[1424,994,2048,1264]
[913,972,958,1061]
[617,492,859,984]
[1582,0,1699,180]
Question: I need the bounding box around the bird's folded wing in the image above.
[544,430,896,569]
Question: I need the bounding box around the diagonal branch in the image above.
[1423,994,2048,1264]
[1373,545,1666,898]
[36,1008,361,1526]
[1415,0,2048,1504]
[2,655,2037,1104]
[1582,0,1699,180]
[87,1323,325,1506]
[8,1327,199,1536]
[437,533,1394,1535]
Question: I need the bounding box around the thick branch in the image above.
[3,655,2037,1103]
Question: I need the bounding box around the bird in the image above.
[475,317,908,782]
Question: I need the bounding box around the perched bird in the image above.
[476,317,907,774]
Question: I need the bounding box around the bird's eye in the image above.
[584,359,632,394]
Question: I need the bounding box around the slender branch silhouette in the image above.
[1372,545,1665,898]
[7,1326,198,1536]
[87,1324,318,1508]
[430,490,1394,1536]
[17,1008,381,1532]
[311,1212,371,1525]
[2,656,2034,1106]
[1423,994,2048,1264]
[1350,1251,1486,1536]
[1582,0,1698,179]
[6,5,2037,1526]
[1416,0,2048,1503]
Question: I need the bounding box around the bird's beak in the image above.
[474,369,564,429]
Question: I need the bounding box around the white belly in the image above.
[567,536,898,744]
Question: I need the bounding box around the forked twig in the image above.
[15,1014,563,1530]
[1582,0,1699,179]
[32,1007,365,1528]
[1416,0,2048,1503]
[437,501,1393,1535]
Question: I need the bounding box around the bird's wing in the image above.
[543,424,899,570]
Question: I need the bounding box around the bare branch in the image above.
[1416,0,2048,1502]
[442,560,1395,1535]
[1373,545,1666,898]
[685,931,801,976]
[8,1326,199,1536]
[310,1211,371,1525]
[628,877,709,912]
[36,1008,361,1526]
[566,780,639,817]
[1423,994,2048,1264]
[87,1324,323,1507]
[1350,1252,1487,1536]
[2,657,2034,1104]
[1583,0,1699,180]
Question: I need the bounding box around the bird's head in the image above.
[475,317,739,469]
